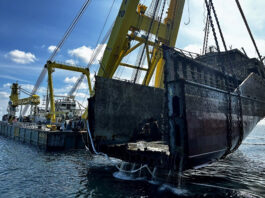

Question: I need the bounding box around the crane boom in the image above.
[12,96,40,106]
[46,61,93,123]
[98,0,185,88]
[9,83,40,107]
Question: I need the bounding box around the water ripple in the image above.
[0,126,264,197]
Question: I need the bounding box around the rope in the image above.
[115,164,156,178]
[85,120,156,178]
[184,0,190,25]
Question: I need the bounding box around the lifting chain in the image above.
[155,0,167,40]
[134,0,161,83]
[209,0,227,51]
[212,0,244,154]
[223,57,244,155]
[204,0,220,52]
[151,0,167,61]
[202,15,210,55]
[205,0,234,157]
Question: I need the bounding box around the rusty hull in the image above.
[89,47,265,173]
[164,47,265,170]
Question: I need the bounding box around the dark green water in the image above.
[0,124,264,198]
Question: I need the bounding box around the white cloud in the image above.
[0,99,9,119]
[68,44,106,64]
[48,45,58,53]
[20,84,46,95]
[0,92,10,118]
[183,44,202,54]
[65,59,78,65]
[75,92,87,98]
[64,76,88,91]
[79,82,88,90]
[0,74,30,83]
[54,85,72,94]
[3,83,11,88]
[21,84,34,91]
[6,49,37,64]
[0,91,9,99]
[64,76,78,84]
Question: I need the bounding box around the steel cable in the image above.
[134,0,161,83]
[22,0,92,116]
[49,0,92,61]
[69,0,116,97]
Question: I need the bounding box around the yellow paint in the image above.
[46,61,93,122]
[9,83,40,107]
[99,0,185,88]
[14,127,19,137]
[43,0,185,123]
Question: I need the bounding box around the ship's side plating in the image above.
[163,46,265,169]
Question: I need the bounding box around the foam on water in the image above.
[113,171,145,181]
[0,121,264,197]
[159,184,189,196]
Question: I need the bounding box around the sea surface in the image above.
[0,123,264,198]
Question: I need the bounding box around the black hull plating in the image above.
[89,47,265,174]
[164,47,265,170]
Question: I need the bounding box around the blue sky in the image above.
[1,0,265,117]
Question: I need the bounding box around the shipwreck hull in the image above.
[164,47,265,170]
[90,47,265,173]
[166,79,264,169]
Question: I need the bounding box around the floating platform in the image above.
[0,121,86,151]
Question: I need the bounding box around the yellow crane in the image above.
[98,0,185,88]
[8,83,40,118]
[46,61,93,123]
[45,0,185,123]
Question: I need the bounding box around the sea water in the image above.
[0,123,264,198]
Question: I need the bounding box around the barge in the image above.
[0,122,86,151]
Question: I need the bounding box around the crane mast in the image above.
[8,83,40,118]
[9,83,40,107]
[19,0,185,123]
[98,0,185,88]
[46,61,93,123]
